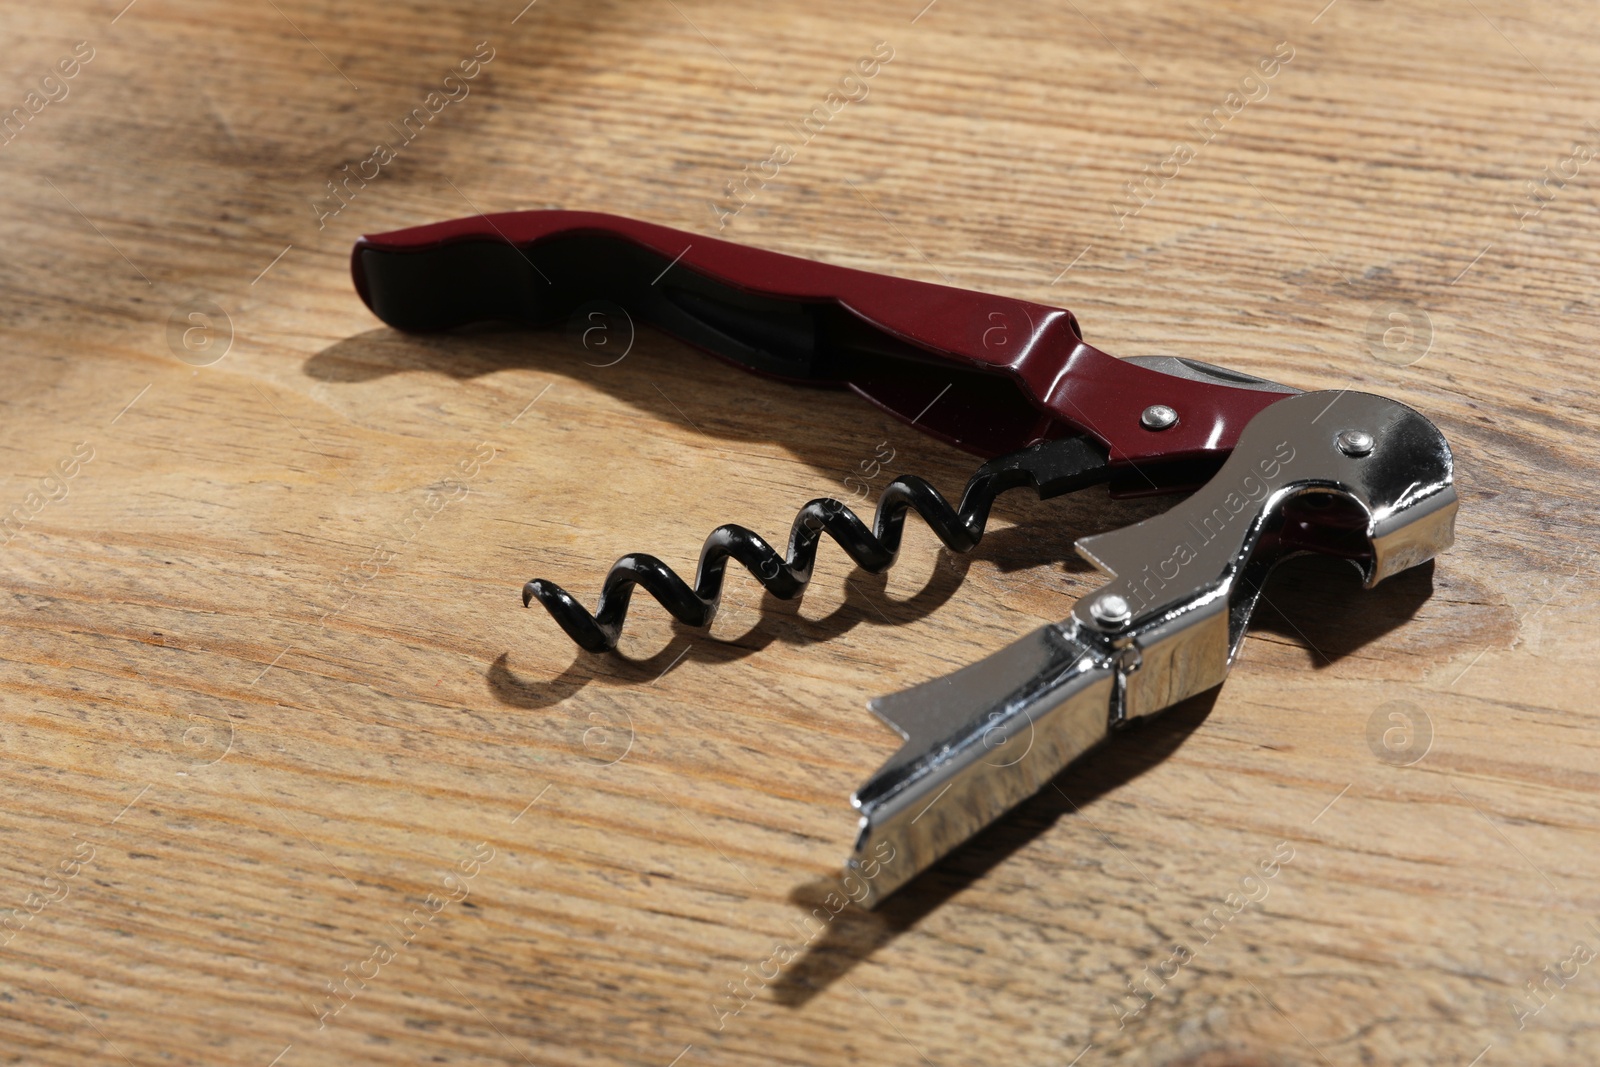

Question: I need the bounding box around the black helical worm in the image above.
[523,435,1111,652]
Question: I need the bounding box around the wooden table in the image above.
[2,0,1596,1063]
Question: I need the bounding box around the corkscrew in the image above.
[521,434,1109,652]
[352,210,1459,906]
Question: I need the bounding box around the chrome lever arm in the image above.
[847,391,1457,906]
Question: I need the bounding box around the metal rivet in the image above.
[1140,404,1179,430]
[1336,429,1375,457]
[1090,593,1132,629]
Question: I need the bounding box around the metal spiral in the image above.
[523,435,1110,652]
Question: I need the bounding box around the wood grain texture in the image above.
[0,0,1597,1064]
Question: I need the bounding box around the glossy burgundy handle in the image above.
[352,210,1290,471]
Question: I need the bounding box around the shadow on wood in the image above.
[1251,556,1438,667]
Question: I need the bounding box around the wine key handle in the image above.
[353,210,1293,469]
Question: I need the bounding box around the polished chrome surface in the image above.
[847,623,1116,906]
[846,390,1457,907]
[1070,391,1455,719]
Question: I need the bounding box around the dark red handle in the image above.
[352,210,1290,472]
